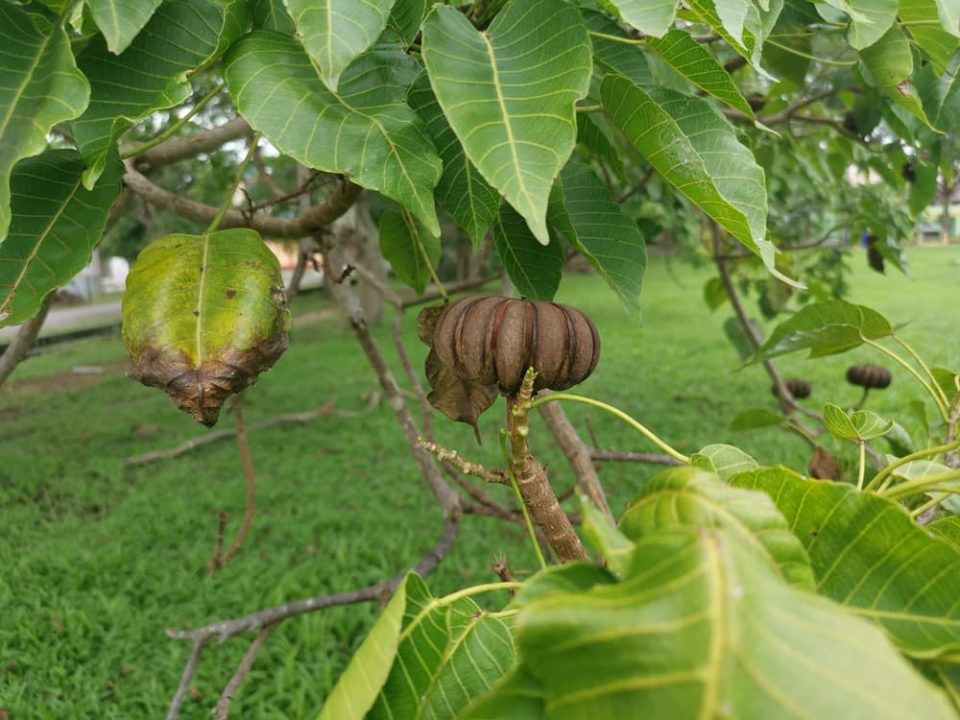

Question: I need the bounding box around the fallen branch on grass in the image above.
[123,401,339,466]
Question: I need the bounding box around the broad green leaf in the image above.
[899,0,959,72]
[421,0,591,245]
[582,9,655,87]
[580,500,634,576]
[723,315,762,361]
[929,516,960,547]
[512,562,615,608]
[935,0,960,35]
[890,459,952,482]
[493,205,563,301]
[733,466,960,658]
[823,403,893,441]
[601,78,792,286]
[933,367,960,403]
[225,33,441,235]
[689,443,760,479]
[316,576,407,720]
[750,300,892,361]
[644,28,755,117]
[702,276,728,311]
[686,0,783,69]
[251,0,296,32]
[285,0,395,92]
[619,466,814,587]
[378,209,439,295]
[460,667,544,720]
[728,407,783,430]
[822,0,898,49]
[0,150,123,327]
[602,0,678,36]
[86,0,163,54]
[368,574,517,719]
[407,74,500,247]
[548,161,646,313]
[389,0,429,44]
[72,0,248,188]
[122,229,290,426]
[517,527,953,718]
[0,4,89,245]
[860,26,937,130]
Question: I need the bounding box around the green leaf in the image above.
[316,576,408,720]
[86,0,163,54]
[421,0,591,245]
[512,562,615,608]
[934,0,960,36]
[407,74,500,247]
[859,26,937,130]
[602,0,678,36]
[728,407,783,431]
[750,299,892,361]
[929,516,960,547]
[516,527,953,718]
[933,367,960,403]
[723,315,761,361]
[389,0,429,44]
[378,209,439,295]
[122,229,290,426]
[493,205,563,301]
[251,0,296,32]
[225,33,441,235]
[548,161,646,313]
[733,466,960,658]
[0,149,123,327]
[899,0,959,73]
[286,0,395,92]
[601,78,793,286]
[582,9,654,87]
[72,0,247,188]
[368,574,517,719]
[0,4,89,245]
[823,403,893,441]
[702,276,728,311]
[580,500,634,576]
[689,443,760,479]
[822,0,897,49]
[620,466,815,588]
[644,28,756,117]
[685,0,783,69]
[576,114,627,181]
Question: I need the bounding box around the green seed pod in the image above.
[846,364,892,390]
[431,296,600,395]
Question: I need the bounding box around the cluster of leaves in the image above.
[322,298,960,718]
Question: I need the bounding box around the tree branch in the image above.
[589,449,683,465]
[122,164,362,238]
[133,117,253,169]
[213,622,278,720]
[0,295,53,387]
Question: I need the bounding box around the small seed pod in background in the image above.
[846,364,892,390]
[773,378,812,400]
[431,296,601,396]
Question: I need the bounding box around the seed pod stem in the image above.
[507,369,587,562]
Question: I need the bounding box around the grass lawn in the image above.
[1,245,957,718]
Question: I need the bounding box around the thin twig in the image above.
[212,622,278,720]
[215,399,257,568]
[166,639,205,720]
[589,449,683,465]
[418,439,509,484]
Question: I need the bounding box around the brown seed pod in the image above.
[846,364,892,390]
[431,295,601,395]
[773,378,812,400]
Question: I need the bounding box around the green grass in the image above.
[1,246,957,718]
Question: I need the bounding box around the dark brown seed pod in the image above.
[846,364,892,390]
[773,378,812,400]
[431,295,601,395]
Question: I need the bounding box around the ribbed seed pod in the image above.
[432,296,600,395]
[772,378,812,400]
[846,364,892,390]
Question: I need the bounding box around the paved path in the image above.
[0,301,122,341]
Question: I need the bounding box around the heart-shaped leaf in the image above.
[0,149,123,327]
[619,466,814,588]
[86,0,163,54]
[689,443,760,478]
[122,229,290,426]
[733,466,960,658]
[285,0,395,91]
[602,0,678,36]
[422,0,591,244]
[378,209,439,295]
[822,0,897,49]
[750,300,892,361]
[514,527,953,718]
[225,33,441,235]
[823,403,893,441]
[493,205,564,301]
[0,3,89,245]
